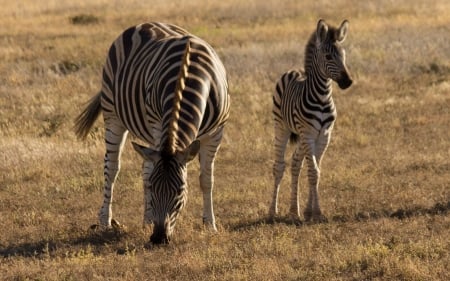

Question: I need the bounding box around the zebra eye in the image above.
[325,54,333,60]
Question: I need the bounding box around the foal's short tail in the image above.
[74,92,102,140]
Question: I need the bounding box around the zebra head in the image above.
[314,19,353,89]
[132,140,200,244]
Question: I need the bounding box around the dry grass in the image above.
[1,0,449,280]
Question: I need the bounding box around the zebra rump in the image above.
[74,22,229,245]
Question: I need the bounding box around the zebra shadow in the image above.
[0,227,132,258]
[2,201,448,257]
[230,216,313,232]
[230,200,450,232]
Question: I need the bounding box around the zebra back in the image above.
[166,40,191,156]
[101,23,229,153]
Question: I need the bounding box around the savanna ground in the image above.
[0,0,449,280]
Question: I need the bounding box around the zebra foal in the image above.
[74,22,229,244]
[269,19,353,223]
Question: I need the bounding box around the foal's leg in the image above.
[269,124,291,219]
[289,145,305,222]
[303,132,331,223]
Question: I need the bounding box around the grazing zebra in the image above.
[269,19,353,223]
[74,22,230,244]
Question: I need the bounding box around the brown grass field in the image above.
[0,0,449,280]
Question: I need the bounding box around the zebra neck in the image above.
[305,67,333,103]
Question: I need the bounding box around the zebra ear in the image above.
[180,140,200,163]
[337,20,349,43]
[132,142,159,161]
[316,19,328,46]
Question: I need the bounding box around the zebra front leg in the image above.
[304,132,332,222]
[142,160,155,227]
[198,129,224,231]
[289,145,304,222]
[269,126,291,219]
[304,155,321,222]
[98,122,128,227]
[303,153,327,223]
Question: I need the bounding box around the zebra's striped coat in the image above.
[269,19,352,222]
[75,22,229,244]
[102,23,229,151]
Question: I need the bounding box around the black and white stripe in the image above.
[269,19,352,222]
[75,22,229,244]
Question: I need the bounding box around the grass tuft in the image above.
[70,14,100,25]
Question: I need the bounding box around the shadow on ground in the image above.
[0,226,133,258]
[231,200,450,231]
[1,201,448,258]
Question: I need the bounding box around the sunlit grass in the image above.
[0,0,449,280]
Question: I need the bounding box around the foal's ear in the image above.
[337,20,349,43]
[132,142,159,162]
[316,19,329,46]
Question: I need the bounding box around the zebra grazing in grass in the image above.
[74,22,229,244]
[269,19,353,223]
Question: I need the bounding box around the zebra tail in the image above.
[289,132,299,144]
[73,92,102,140]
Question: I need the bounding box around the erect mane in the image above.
[163,38,191,156]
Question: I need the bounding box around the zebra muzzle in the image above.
[150,228,170,244]
[150,217,172,244]
[337,72,353,90]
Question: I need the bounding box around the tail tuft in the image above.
[74,92,102,140]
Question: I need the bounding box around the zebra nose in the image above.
[150,230,170,244]
[338,72,353,89]
[338,78,352,89]
[150,224,170,244]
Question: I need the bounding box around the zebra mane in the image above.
[165,38,191,156]
[304,24,339,73]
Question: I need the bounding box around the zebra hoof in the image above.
[89,219,125,232]
[313,215,328,223]
[111,219,121,228]
[288,214,303,226]
[206,224,218,233]
[304,209,328,223]
[268,205,278,217]
[88,223,110,234]
[89,224,100,231]
[267,215,276,224]
[111,219,127,232]
[303,209,312,222]
[202,220,218,232]
[289,208,300,218]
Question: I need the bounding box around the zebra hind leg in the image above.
[97,121,128,228]
[198,128,225,232]
[269,126,291,220]
[289,145,304,224]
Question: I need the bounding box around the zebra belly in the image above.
[288,114,335,140]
